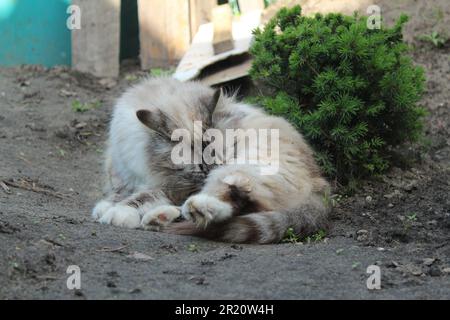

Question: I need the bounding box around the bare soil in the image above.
[0,0,449,299]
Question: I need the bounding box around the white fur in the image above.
[98,205,141,229]
[92,200,114,220]
[108,104,157,191]
[181,194,233,227]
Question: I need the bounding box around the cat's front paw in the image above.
[181,194,232,227]
[98,204,141,229]
[92,200,114,220]
[141,205,181,231]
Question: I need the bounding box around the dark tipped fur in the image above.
[165,200,330,244]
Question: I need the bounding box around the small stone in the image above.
[365,196,373,202]
[442,267,450,274]
[356,229,369,242]
[377,247,385,251]
[127,251,153,261]
[388,203,394,208]
[388,261,400,268]
[403,180,418,191]
[99,78,117,89]
[20,80,31,87]
[411,268,423,276]
[428,265,442,277]
[384,190,402,199]
[74,122,87,129]
[129,288,141,294]
[188,276,208,286]
[405,264,423,276]
[201,260,215,266]
[59,89,77,97]
[74,289,84,297]
[422,258,436,266]
[106,280,116,288]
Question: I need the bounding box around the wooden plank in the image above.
[212,4,234,55]
[189,0,217,39]
[201,56,252,86]
[238,0,265,14]
[138,0,191,69]
[71,0,120,78]
[174,11,261,82]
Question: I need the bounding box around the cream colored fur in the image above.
[93,77,330,243]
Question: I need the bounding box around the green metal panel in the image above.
[120,0,139,60]
[0,0,72,67]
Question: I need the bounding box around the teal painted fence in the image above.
[0,0,72,67]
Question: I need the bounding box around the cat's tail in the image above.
[165,203,330,244]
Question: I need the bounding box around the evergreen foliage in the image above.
[250,6,426,184]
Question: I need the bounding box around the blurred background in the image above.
[0,0,275,80]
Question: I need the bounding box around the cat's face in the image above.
[136,89,221,188]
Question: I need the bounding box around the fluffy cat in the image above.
[92,77,330,244]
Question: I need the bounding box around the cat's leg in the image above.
[181,167,267,227]
[92,152,129,221]
[98,189,181,229]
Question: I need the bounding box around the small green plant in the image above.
[402,212,418,232]
[418,31,447,48]
[282,228,326,244]
[72,100,101,113]
[188,243,199,252]
[303,229,327,244]
[125,74,139,82]
[329,194,344,207]
[57,148,66,157]
[149,68,175,77]
[282,227,301,243]
[250,6,426,184]
[406,212,417,222]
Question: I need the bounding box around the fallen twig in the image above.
[2,178,68,199]
[43,237,65,247]
[96,244,129,253]
[35,275,61,281]
[0,181,11,194]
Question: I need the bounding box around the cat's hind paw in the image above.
[141,205,181,231]
[181,194,232,228]
[98,204,141,229]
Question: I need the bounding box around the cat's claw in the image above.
[181,194,232,227]
[141,205,181,231]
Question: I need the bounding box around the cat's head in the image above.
[135,88,223,186]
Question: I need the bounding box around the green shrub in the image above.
[250,6,426,184]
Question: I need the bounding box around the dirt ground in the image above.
[0,0,449,299]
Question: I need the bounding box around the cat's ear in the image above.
[136,109,175,139]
